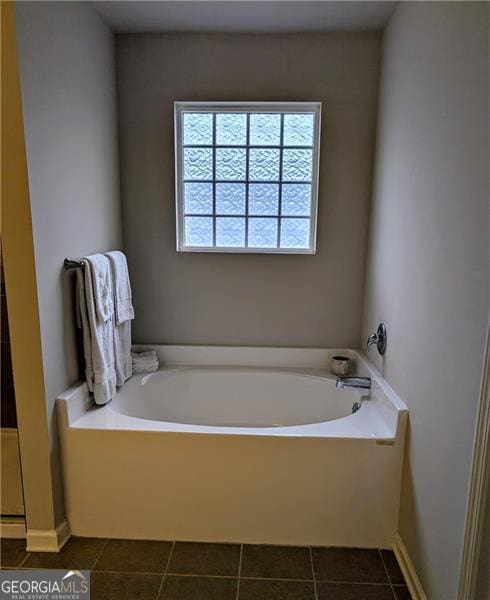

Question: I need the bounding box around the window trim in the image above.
[174,101,322,254]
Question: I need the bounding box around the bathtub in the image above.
[57,346,407,548]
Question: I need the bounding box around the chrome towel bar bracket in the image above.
[64,258,84,270]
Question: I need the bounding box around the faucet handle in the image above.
[365,333,378,352]
[365,323,387,355]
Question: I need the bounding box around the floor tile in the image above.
[312,548,388,583]
[0,539,27,567]
[95,539,172,573]
[317,582,395,600]
[168,542,240,577]
[381,550,405,585]
[91,572,162,600]
[393,585,412,600]
[239,578,315,600]
[241,544,312,580]
[23,537,105,570]
[159,575,237,599]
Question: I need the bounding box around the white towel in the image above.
[104,251,134,325]
[87,253,114,323]
[105,251,134,386]
[82,255,117,404]
[112,320,132,385]
[132,350,159,373]
[76,266,94,391]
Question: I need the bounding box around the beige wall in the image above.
[15,1,122,525]
[362,3,489,598]
[117,32,381,347]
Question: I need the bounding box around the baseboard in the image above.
[0,517,26,539]
[26,519,71,552]
[393,533,427,600]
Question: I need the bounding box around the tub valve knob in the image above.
[365,323,387,355]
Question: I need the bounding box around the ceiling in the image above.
[93,1,397,33]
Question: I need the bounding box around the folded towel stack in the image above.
[132,350,159,373]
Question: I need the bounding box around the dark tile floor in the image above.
[0,537,411,599]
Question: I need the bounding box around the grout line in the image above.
[18,553,30,569]
[166,573,311,581]
[379,549,396,598]
[155,575,165,600]
[235,544,243,600]
[89,569,167,576]
[91,538,109,571]
[309,547,319,600]
[154,572,394,586]
[158,573,238,579]
[2,565,398,587]
[156,540,175,600]
[310,579,393,586]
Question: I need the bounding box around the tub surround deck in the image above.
[57,347,407,548]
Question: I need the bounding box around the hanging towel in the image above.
[105,251,134,386]
[76,265,94,392]
[81,254,117,404]
[104,251,134,325]
[111,320,132,385]
[88,253,114,323]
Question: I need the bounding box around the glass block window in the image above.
[175,102,321,253]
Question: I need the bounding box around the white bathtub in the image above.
[57,346,407,548]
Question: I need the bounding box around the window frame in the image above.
[174,101,322,254]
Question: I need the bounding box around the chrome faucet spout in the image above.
[336,376,371,390]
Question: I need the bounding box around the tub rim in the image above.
[57,346,407,442]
